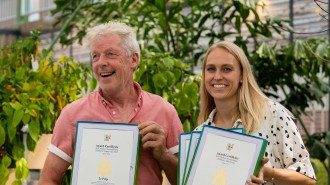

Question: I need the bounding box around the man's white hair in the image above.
[86,21,140,60]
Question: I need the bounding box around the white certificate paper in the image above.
[185,126,266,185]
[71,121,140,185]
[179,133,191,185]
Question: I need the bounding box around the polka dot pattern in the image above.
[194,101,316,184]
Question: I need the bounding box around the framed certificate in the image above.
[181,128,245,185]
[182,131,201,185]
[184,125,267,185]
[178,133,191,185]
[71,121,140,185]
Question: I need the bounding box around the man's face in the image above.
[91,34,137,96]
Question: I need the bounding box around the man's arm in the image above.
[139,121,178,185]
[157,150,179,185]
[38,152,71,185]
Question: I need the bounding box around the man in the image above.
[39,21,183,185]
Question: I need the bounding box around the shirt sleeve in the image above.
[272,102,316,179]
[49,105,76,163]
[165,105,184,154]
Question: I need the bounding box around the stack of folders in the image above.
[178,125,267,185]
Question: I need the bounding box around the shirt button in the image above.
[112,111,116,115]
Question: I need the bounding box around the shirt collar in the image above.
[97,82,143,107]
[207,108,242,128]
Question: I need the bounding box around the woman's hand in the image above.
[246,158,269,185]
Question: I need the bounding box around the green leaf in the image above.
[12,144,24,160]
[2,155,12,168]
[15,158,29,179]
[0,74,5,84]
[12,109,24,127]
[183,119,191,132]
[42,116,52,132]
[26,134,37,151]
[152,73,167,89]
[162,57,174,70]
[89,77,98,91]
[15,67,26,81]
[2,104,13,117]
[292,40,307,60]
[28,103,42,111]
[9,102,23,110]
[48,102,55,115]
[310,140,330,162]
[22,113,31,125]
[7,124,16,142]
[0,125,5,146]
[29,119,40,142]
[325,131,330,146]
[256,42,276,61]
[12,180,23,185]
[0,164,9,185]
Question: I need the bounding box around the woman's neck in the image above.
[213,100,239,128]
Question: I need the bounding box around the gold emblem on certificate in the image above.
[226,143,234,151]
[213,169,226,185]
[97,159,111,176]
[104,134,111,141]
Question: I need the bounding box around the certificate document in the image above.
[182,131,201,185]
[71,121,140,185]
[185,125,266,185]
[179,133,191,185]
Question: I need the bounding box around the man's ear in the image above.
[131,52,140,70]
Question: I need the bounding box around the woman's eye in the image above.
[223,67,231,72]
[206,67,215,72]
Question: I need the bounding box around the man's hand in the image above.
[138,121,167,160]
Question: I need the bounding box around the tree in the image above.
[0,30,95,184]
[51,0,330,130]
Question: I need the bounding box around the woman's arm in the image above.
[263,167,315,185]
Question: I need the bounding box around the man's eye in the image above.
[107,52,116,56]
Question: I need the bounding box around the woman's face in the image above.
[204,47,242,103]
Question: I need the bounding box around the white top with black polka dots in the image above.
[194,101,316,183]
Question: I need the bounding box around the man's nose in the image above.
[98,54,108,65]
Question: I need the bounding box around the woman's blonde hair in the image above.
[197,41,269,133]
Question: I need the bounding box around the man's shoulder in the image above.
[64,91,98,110]
[141,90,177,112]
[142,90,168,104]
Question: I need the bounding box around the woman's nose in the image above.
[214,70,222,80]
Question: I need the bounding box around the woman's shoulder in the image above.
[265,100,295,119]
[194,121,210,131]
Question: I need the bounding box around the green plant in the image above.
[50,0,330,156]
[311,158,328,185]
[0,30,96,184]
[45,0,330,178]
[135,50,201,131]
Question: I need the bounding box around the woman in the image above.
[194,41,316,185]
